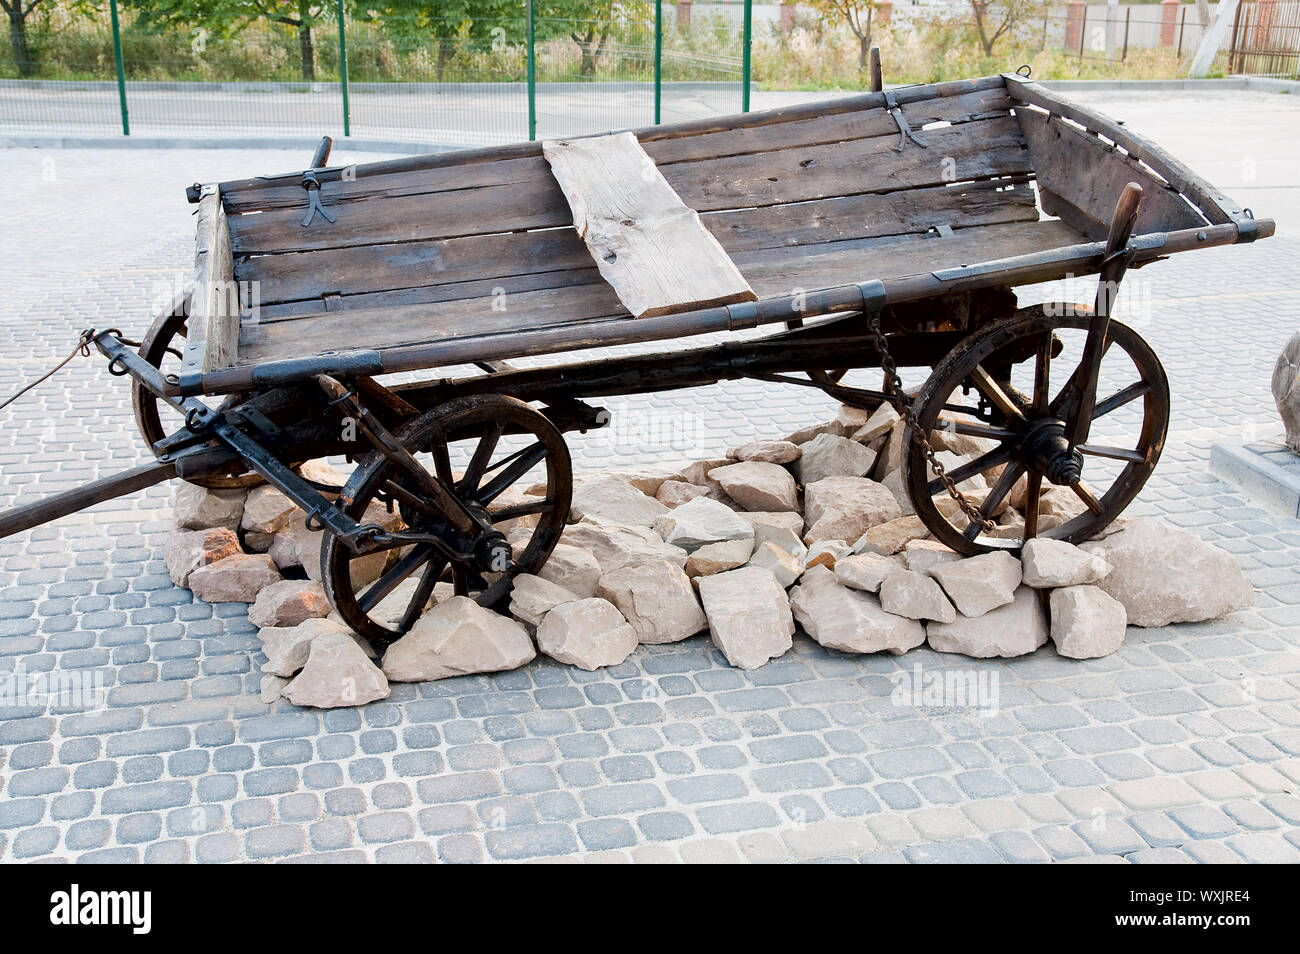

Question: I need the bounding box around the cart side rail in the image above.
[1004,75,1269,242]
[177,184,240,393]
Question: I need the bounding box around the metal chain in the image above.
[867,312,996,533]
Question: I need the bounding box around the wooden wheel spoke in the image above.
[429,432,456,487]
[1077,443,1146,464]
[478,442,548,504]
[1022,472,1043,542]
[489,497,553,522]
[1049,335,1119,418]
[927,444,1014,497]
[397,555,447,632]
[961,461,1024,543]
[968,365,1027,423]
[1071,480,1105,515]
[451,563,470,597]
[943,420,1019,442]
[460,420,505,494]
[1033,333,1052,414]
[383,478,438,519]
[357,545,432,614]
[1091,381,1152,419]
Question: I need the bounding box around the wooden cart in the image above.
[0,70,1273,643]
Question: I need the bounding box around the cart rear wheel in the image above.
[131,297,263,490]
[903,305,1169,555]
[321,394,572,644]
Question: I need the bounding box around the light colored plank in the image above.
[542,131,756,319]
[184,188,239,375]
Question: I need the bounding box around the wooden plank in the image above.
[237,227,597,307]
[181,188,239,382]
[663,115,1031,213]
[643,87,1014,165]
[217,76,1007,204]
[1017,109,1206,239]
[1006,75,1240,226]
[234,220,1083,368]
[703,180,1038,253]
[542,132,756,319]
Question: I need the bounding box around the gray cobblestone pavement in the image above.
[0,90,1298,863]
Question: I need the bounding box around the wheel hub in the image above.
[1019,417,1085,487]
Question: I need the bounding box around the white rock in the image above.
[728,440,801,464]
[1274,331,1300,452]
[534,598,639,670]
[269,504,396,586]
[509,573,580,627]
[742,512,808,558]
[296,458,350,489]
[708,461,799,513]
[655,480,713,509]
[851,514,929,555]
[804,539,851,569]
[930,550,1022,617]
[597,561,706,644]
[382,596,536,681]
[1050,584,1128,659]
[282,630,390,709]
[803,476,901,545]
[537,543,603,598]
[241,485,298,535]
[784,420,847,445]
[926,585,1048,658]
[834,552,900,593]
[874,418,909,478]
[562,523,688,574]
[836,404,872,431]
[851,402,900,443]
[904,539,962,575]
[248,579,332,628]
[747,541,803,589]
[696,567,795,669]
[879,569,957,623]
[1080,517,1254,627]
[1021,537,1112,588]
[789,565,925,654]
[164,527,241,587]
[187,553,282,603]
[653,496,754,552]
[570,474,668,527]
[797,433,877,486]
[686,537,754,577]
[259,674,289,704]
[173,481,247,531]
[881,467,915,516]
[932,451,988,491]
[260,617,355,677]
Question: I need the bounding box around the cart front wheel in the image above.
[904,305,1169,555]
[321,394,572,644]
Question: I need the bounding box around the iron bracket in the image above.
[884,90,927,152]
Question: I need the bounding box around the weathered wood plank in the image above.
[1017,109,1206,239]
[235,220,1084,368]
[643,87,1014,165]
[663,115,1030,213]
[542,132,756,319]
[182,188,239,379]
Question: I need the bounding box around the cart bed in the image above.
[177,74,1267,397]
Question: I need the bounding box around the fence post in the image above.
[654,0,662,125]
[742,0,752,112]
[109,0,129,136]
[1122,7,1131,59]
[526,0,537,140]
[337,0,350,137]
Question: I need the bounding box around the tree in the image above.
[807,0,878,71]
[2,0,44,77]
[362,0,522,81]
[967,0,1032,56]
[536,0,648,77]
[127,0,335,80]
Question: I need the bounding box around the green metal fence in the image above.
[0,1,753,144]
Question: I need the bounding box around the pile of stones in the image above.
[164,404,1255,709]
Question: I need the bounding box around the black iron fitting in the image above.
[883,90,927,152]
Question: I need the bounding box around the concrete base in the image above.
[1210,439,1300,518]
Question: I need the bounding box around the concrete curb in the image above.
[1210,440,1300,518]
